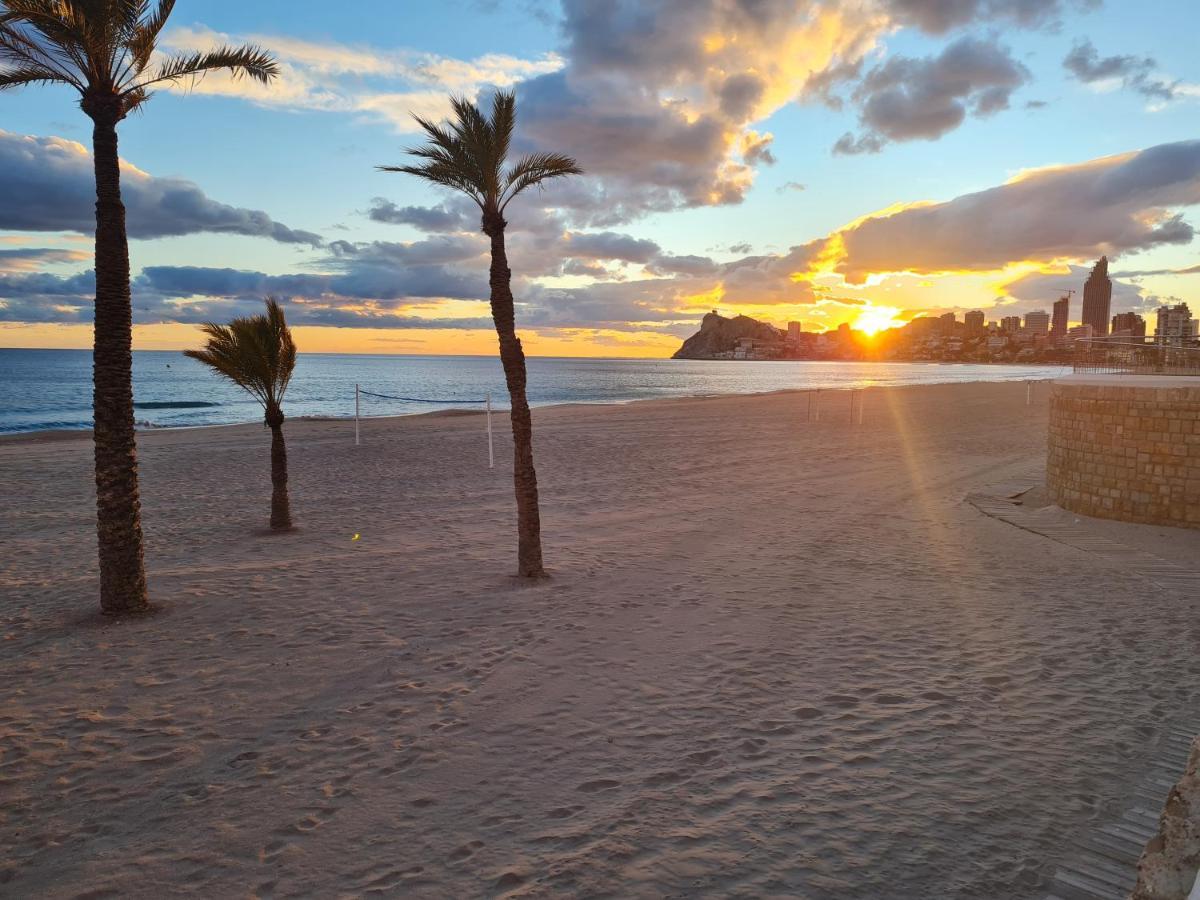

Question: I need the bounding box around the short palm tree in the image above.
[0,2,277,614]
[381,90,581,578]
[185,298,297,531]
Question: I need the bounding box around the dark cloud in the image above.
[365,198,474,232]
[564,231,660,264]
[0,131,323,247]
[884,0,1101,35]
[1063,39,1179,103]
[833,139,1200,279]
[506,0,882,224]
[833,37,1031,154]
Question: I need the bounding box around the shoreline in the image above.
[0,371,1067,443]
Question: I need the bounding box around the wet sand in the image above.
[2,382,1198,898]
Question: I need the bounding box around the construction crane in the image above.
[1059,289,1076,301]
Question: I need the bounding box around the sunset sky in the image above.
[1,0,1198,357]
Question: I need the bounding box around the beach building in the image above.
[965,310,985,335]
[1067,324,1094,344]
[1024,311,1050,335]
[1111,312,1146,337]
[1155,303,1198,346]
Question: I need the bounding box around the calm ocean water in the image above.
[0,349,1071,434]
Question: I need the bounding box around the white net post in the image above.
[856,390,865,425]
[486,394,495,469]
[1026,380,1033,407]
[355,383,361,446]
[808,389,821,423]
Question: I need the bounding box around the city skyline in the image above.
[1,1,1199,357]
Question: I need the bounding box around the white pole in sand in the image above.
[856,390,865,425]
[1026,380,1033,407]
[355,383,361,446]
[809,389,821,423]
[486,393,495,469]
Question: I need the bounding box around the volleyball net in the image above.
[353,383,498,468]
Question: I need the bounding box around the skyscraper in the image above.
[1081,256,1112,337]
[965,310,985,335]
[1051,296,1070,344]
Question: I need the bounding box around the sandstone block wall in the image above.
[1047,379,1200,529]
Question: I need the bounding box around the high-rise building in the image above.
[1081,256,1113,337]
[964,310,985,335]
[786,321,804,344]
[1155,303,1199,346]
[939,312,957,334]
[1110,312,1146,337]
[1051,296,1070,342]
[1000,315,1022,333]
[1024,311,1050,334]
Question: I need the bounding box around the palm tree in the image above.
[381,90,581,578]
[185,298,297,531]
[0,2,277,613]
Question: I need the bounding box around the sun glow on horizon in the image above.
[852,305,904,336]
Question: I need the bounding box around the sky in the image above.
[1,0,1198,357]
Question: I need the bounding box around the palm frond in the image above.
[130,44,277,91]
[0,61,71,89]
[184,297,296,416]
[501,152,582,210]
[380,89,580,222]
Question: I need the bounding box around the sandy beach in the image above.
[2,381,1198,898]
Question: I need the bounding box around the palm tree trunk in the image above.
[484,215,545,578]
[266,407,292,531]
[89,110,148,614]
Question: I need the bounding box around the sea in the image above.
[0,348,1071,434]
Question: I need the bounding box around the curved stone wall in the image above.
[1047,375,1200,529]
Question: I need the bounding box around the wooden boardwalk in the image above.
[967,474,1200,900]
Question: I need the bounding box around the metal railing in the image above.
[1072,338,1200,375]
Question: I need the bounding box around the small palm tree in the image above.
[1,1,277,613]
[185,298,297,532]
[381,90,581,578]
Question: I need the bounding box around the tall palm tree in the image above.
[381,90,581,578]
[185,298,297,531]
[0,1,277,613]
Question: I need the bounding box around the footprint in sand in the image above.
[448,840,484,862]
[577,779,621,793]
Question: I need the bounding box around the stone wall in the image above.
[1047,376,1200,529]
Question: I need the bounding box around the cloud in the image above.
[882,0,1101,34]
[1063,39,1185,104]
[830,139,1200,279]
[0,131,322,246]
[157,26,565,133]
[564,231,660,264]
[9,141,1197,341]
[833,36,1031,154]
[506,0,887,222]
[0,247,90,273]
[366,198,474,232]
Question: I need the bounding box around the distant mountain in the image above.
[672,311,783,359]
